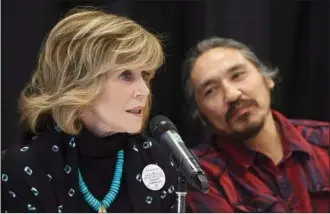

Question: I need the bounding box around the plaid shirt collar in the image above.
[212,110,312,169]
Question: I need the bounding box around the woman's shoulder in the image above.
[1,130,71,213]
[128,133,173,167]
[2,130,65,173]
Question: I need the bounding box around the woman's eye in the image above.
[120,70,133,81]
[142,71,151,81]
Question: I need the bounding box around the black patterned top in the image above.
[1,124,178,213]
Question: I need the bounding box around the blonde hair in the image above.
[19,8,164,134]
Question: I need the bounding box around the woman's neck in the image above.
[99,131,116,138]
[80,112,117,138]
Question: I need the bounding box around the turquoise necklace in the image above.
[78,150,124,213]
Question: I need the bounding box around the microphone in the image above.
[149,115,209,193]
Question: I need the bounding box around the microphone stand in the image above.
[175,174,187,213]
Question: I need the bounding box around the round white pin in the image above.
[142,164,166,191]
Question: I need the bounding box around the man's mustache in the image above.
[225,99,258,123]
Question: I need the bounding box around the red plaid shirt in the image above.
[187,110,329,212]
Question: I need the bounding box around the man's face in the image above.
[191,48,274,140]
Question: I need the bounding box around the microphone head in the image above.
[149,115,178,141]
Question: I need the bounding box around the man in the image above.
[181,37,329,212]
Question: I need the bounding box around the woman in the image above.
[1,8,178,213]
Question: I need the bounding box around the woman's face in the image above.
[80,67,154,136]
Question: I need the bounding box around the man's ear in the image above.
[265,77,275,90]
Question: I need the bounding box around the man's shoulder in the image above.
[289,118,329,128]
[289,118,329,148]
[192,142,228,176]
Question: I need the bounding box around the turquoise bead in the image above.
[102,201,110,207]
[85,194,93,202]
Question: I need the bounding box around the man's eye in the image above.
[204,87,215,97]
[232,71,245,80]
